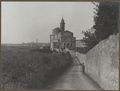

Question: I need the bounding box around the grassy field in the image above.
[0,46,73,89]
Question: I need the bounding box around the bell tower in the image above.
[60,17,65,31]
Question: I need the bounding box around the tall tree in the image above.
[93,2,119,41]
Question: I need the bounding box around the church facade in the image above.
[50,18,76,51]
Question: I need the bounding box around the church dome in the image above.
[52,27,61,34]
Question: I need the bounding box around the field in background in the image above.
[0,45,73,89]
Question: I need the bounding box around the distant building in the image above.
[50,18,76,51]
[76,40,86,48]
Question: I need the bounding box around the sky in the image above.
[1,2,96,44]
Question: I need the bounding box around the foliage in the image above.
[0,46,73,89]
[79,2,119,53]
[80,30,98,53]
[93,2,119,41]
[81,30,98,48]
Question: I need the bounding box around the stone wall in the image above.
[85,34,119,90]
[76,52,86,64]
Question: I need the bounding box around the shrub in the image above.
[0,46,73,89]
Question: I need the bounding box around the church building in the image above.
[50,18,76,51]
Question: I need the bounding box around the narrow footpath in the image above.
[47,57,102,90]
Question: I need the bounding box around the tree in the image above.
[93,2,119,41]
[79,2,119,53]
[81,29,98,52]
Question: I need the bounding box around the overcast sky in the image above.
[2,2,96,44]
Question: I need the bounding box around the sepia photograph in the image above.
[0,1,119,90]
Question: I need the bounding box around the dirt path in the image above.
[46,58,102,90]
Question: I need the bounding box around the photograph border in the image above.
[0,0,120,91]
